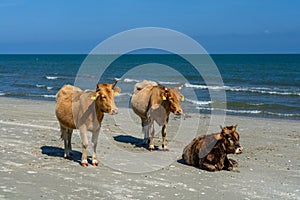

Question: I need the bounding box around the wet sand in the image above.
[0,97,299,199]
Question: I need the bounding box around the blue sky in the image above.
[0,0,300,54]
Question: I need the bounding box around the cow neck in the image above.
[161,100,171,115]
[94,97,104,120]
[216,138,226,154]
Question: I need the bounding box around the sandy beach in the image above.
[0,97,299,200]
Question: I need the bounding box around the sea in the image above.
[0,54,299,120]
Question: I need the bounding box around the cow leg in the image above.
[91,129,100,166]
[223,157,234,171]
[60,125,71,159]
[228,158,238,167]
[149,120,155,151]
[199,161,217,172]
[142,118,150,144]
[79,126,89,167]
[161,117,169,151]
[67,128,73,157]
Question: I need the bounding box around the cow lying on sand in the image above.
[55,83,121,166]
[131,80,184,151]
[182,125,243,171]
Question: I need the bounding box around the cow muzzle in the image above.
[174,109,183,115]
[235,146,243,154]
[111,108,118,115]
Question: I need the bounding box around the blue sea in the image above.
[0,54,299,120]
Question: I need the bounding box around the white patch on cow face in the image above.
[235,146,243,154]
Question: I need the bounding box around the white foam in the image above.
[158,81,181,85]
[123,78,140,83]
[43,94,56,98]
[116,92,132,97]
[185,98,212,105]
[185,83,225,90]
[45,76,58,80]
[264,112,300,117]
[36,84,45,88]
[196,107,261,114]
[185,83,300,96]
[225,109,261,114]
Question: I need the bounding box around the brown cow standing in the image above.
[131,80,184,151]
[55,83,121,166]
[182,125,243,171]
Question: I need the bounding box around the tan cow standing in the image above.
[55,83,121,166]
[131,80,184,151]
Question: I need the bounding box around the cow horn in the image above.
[112,81,118,89]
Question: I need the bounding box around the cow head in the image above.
[161,87,183,115]
[95,82,121,115]
[215,125,243,154]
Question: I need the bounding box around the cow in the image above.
[131,80,184,151]
[55,82,121,166]
[182,125,243,171]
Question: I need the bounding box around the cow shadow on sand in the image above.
[113,135,160,151]
[40,146,82,165]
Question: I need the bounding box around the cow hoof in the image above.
[229,158,238,167]
[163,148,169,152]
[227,167,233,171]
[81,163,89,167]
[92,161,99,166]
[149,145,155,151]
[64,154,70,159]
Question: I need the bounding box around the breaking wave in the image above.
[185,83,300,96]
[45,76,58,80]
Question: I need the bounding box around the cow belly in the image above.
[148,105,167,126]
[131,93,150,118]
[56,85,82,129]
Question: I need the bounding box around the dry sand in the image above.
[0,97,299,199]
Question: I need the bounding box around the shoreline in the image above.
[0,97,299,199]
[3,96,300,122]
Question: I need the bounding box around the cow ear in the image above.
[161,93,167,101]
[220,126,229,136]
[161,88,168,101]
[232,125,237,132]
[180,95,184,101]
[96,83,101,91]
[114,87,121,96]
[215,133,223,140]
[91,91,100,100]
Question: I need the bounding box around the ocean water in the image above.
[0,54,299,120]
